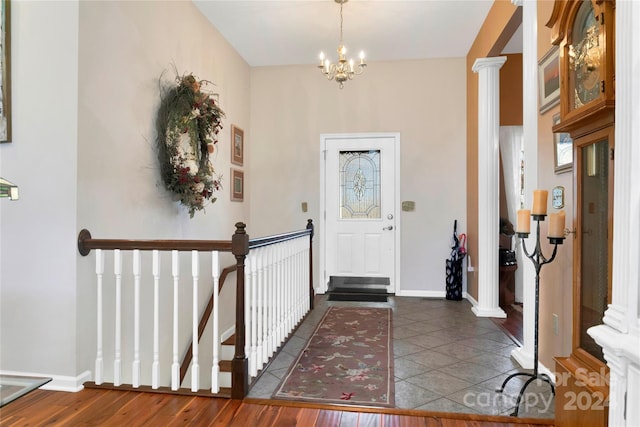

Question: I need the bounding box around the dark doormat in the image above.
[328,293,388,302]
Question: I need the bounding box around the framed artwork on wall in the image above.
[231,125,244,166]
[1,0,11,143]
[231,168,244,202]
[553,113,573,173]
[538,45,560,114]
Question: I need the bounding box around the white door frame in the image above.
[319,132,401,294]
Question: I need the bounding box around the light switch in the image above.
[301,202,308,213]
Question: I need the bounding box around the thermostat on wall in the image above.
[402,201,415,212]
[552,186,565,209]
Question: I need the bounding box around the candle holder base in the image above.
[496,371,555,416]
[548,237,565,245]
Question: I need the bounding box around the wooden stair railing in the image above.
[78,220,314,400]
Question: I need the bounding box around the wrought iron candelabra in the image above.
[496,213,564,416]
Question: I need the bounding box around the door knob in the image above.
[383,225,394,231]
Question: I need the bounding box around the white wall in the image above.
[249,59,467,294]
[0,1,80,379]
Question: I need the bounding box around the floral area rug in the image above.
[273,306,394,407]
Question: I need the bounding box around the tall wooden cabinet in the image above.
[547,1,616,425]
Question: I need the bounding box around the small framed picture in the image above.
[553,113,573,173]
[231,168,244,202]
[231,125,244,166]
[538,45,560,114]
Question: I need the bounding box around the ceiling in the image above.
[194,0,522,68]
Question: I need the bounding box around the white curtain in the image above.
[499,126,524,302]
[499,126,524,227]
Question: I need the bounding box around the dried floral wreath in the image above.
[157,73,225,217]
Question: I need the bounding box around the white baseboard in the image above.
[0,369,91,392]
[395,289,447,298]
[464,292,478,306]
[511,346,533,369]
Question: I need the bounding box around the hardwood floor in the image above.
[493,303,523,345]
[0,389,554,426]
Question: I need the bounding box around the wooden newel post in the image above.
[231,222,250,399]
[306,219,314,310]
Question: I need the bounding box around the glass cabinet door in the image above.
[575,128,614,366]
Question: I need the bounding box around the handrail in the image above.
[77,229,233,256]
[249,221,313,249]
[78,222,314,256]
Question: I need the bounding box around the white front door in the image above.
[320,133,399,294]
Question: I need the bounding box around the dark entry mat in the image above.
[327,293,388,302]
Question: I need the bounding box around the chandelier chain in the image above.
[339,2,344,44]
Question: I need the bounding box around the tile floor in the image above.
[247,295,554,420]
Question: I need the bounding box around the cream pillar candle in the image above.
[517,209,531,233]
[532,190,548,215]
[548,210,566,238]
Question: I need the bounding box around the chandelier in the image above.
[317,0,366,89]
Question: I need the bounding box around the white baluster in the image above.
[250,253,258,377]
[286,241,293,333]
[244,259,251,380]
[132,249,141,388]
[113,249,122,386]
[191,251,200,392]
[171,250,180,391]
[294,240,300,321]
[95,249,104,385]
[151,250,160,389]
[301,238,308,314]
[298,239,304,317]
[293,241,299,327]
[266,245,275,357]
[256,247,264,370]
[276,244,284,346]
[211,251,220,393]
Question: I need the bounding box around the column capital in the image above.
[472,56,507,73]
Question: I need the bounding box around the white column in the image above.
[603,0,639,337]
[511,0,538,370]
[589,0,640,425]
[472,56,507,319]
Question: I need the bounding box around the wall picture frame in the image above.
[553,113,573,173]
[0,0,11,143]
[231,125,244,166]
[538,45,560,114]
[231,168,244,202]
